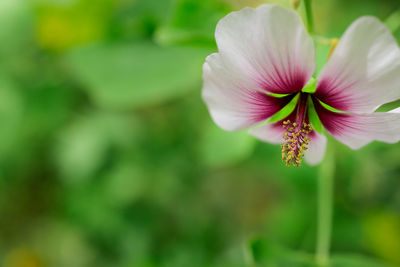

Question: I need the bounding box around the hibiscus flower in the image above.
[202,4,400,166]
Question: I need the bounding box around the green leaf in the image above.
[302,77,317,93]
[268,93,299,123]
[319,99,346,113]
[199,122,255,167]
[65,42,212,109]
[308,99,323,133]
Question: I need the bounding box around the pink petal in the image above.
[214,5,315,94]
[248,98,308,143]
[304,131,326,165]
[315,17,400,113]
[313,98,400,149]
[202,53,295,131]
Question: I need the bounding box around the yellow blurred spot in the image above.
[364,212,400,265]
[35,0,113,52]
[327,38,339,60]
[37,12,103,52]
[3,248,43,267]
[291,0,300,9]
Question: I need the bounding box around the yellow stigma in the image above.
[281,120,312,167]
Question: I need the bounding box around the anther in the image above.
[281,120,312,167]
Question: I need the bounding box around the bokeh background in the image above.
[1,0,400,266]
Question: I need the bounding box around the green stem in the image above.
[316,140,334,266]
[304,0,314,34]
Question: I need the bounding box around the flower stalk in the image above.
[315,140,334,266]
[304,0,314,33]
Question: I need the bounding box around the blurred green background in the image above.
[1,0,400,266]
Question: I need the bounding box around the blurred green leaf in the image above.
[0,0,32,55]
[155,0,229,45]
[55,114,109,184]
[35,0,112,51]
[103,161,147,207]
[250,237,316,266]
[66,42,212,109]
[118,228,152,267]
[214,243,248,267]
[31,220,96,267]
[266,194,315,249]
[2,1,400,266]
[331,254,392,267]
[54,111,139,184]
[65,182,127,239]
[0,78,23,159]
[250,237,392,267]
[112,0,174,40]
[363,212,400,265]
[199,122,255,167]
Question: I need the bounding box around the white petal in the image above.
[215,5,315,94]
[304,131,327,165]
[314,99,400,149]
[202,53,295,131]
[316,17,400,113]
[248,122,285,144]
[389,107,400,113]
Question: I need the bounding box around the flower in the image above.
[202,4,400,166]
